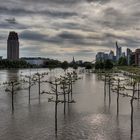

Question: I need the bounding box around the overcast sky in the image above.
[0,0,140,61]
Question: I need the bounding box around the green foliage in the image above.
[104,59,114,69]
[83,62,93,69]
[73,64,78,70]
[85,64,93,69]
[61,61,69,71]
[0,59,33,69]
[118,57,127,66]
[44,59,61,68]
[95,60,113,70]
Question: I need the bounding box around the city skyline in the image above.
[0,0,140,61]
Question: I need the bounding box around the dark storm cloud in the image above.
[20,30,92,45]
[96,6,140,30]
[0,18,29,29]
[58,31,83,39]
[0,6,78,18]
[5,18,17,24]
[20,30,63,44]
[12,26,140,53]
[19,30,120,48]
[87,0,110,4]
[8,0,110,4]
[20,30,48,41]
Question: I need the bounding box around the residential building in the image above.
[135,49,140,66]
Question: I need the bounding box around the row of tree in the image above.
[0,59,34,69]
[95,59,114,70]
[0,59,93,69]
[101,72,140,139]
[95,55,137,70]
[1,71,81,134]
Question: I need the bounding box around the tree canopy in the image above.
[95,60,113,70]
[118,57,127,66]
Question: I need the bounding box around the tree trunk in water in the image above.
[39,77,40,96]
[55,84,58,134]
[38,77,41,102]
[117,89,119,116]
[109,80,111,106]
[117,80,120,116]
[55,101,58,134]
[130,83,135,138]
[64,93,66,115]
[63,84,66,115]
[71,81,73,101]
[12,86,14,113]
[130,98,134,138]
[68,83,70,103]
[104,76,106,100]
[138,83,140,100]
[29,78,31,104]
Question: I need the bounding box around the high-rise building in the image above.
[135,49,140,66]
[7,31,19,60]
[126,48,132,65]
[116,42,122,61]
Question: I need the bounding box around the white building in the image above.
[22,57,46,66]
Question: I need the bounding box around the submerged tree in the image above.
[61,61,69,72]
[32,72,48,100]
[101,71,140,138]
[41,72,80,134]
[3,80,20,113]
[111,78,127,116]
[20,74,36,104]
[111,76,139,139]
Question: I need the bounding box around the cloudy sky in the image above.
[0,0,140,61]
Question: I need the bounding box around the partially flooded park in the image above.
[0,68,140,140]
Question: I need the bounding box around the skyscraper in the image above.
[135,49,140,66]
[7,31,19,60]
[116,42,122,61]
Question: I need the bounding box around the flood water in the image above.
[0,68,140,140]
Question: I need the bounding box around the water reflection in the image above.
[7,69,19,81]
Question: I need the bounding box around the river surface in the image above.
[0,68,140,140]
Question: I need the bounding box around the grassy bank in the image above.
[117,66,140,75]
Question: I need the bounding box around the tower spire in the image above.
[72,56,75,64]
